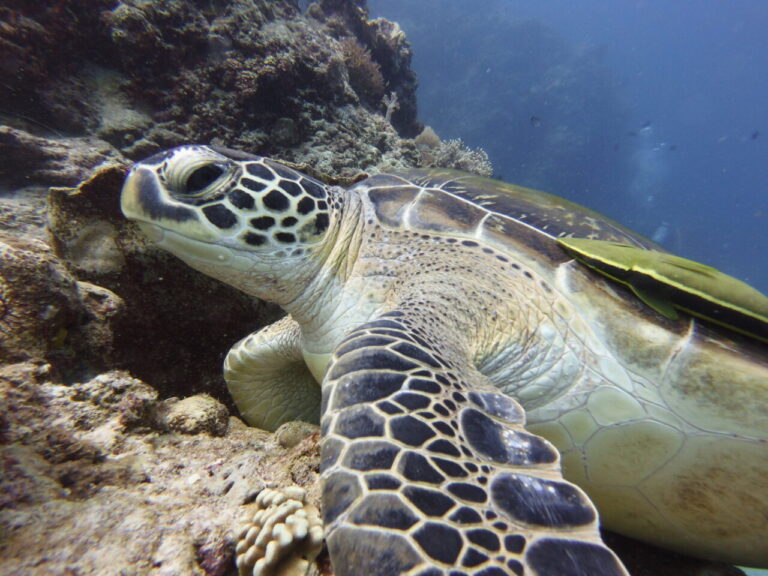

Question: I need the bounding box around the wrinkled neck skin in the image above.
[281,189,365,332]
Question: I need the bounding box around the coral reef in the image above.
[339,36,385,105]
[0,0,420,173]
[0,362,325,576]
[0,235,122,378]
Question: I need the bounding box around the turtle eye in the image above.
[183,163,226,195]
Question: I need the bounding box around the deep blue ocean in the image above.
[370,0,768,294]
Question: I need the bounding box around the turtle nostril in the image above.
[184,163,225,195]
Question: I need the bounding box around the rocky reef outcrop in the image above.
[0,361,324,575]
[1,0,420,178]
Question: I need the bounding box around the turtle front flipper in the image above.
[225,315,321,431]
[321,311,629,576]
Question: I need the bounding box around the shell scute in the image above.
[360,169,656,252]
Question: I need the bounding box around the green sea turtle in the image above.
[120,145,768,576]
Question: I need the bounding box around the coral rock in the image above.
[236,486,324,576]
[158,394,231,437]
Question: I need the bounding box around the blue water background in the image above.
[370,0,768,293]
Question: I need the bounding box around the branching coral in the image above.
[235,486,323,576]
[416,126,494,177]
[382,91,399,122]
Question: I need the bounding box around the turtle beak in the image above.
[121,165,197,225]
[121,164,247,268]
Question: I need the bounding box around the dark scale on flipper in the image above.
[433,421,456,436]
[447,482,487,503]
[350,494,419,530]
[366,474,402,490]
[504,535,526,553]
[461,548,489,568]
[202,203,238,229]
[435,374,452,387]
[490,472,596,528]
[331,372,406,409]
[322,470,362,524]
[449,507,482,524]
[461,408,557,466]
[467,529,500,552]
[377,400,403,415]
[434,404,450,417]
[263,189,290,211]
[409,331,435,351]
[391,415,436,447]
[392,342,443,368]
[403,486,456,516]
[469,569,508,576]
[281,216,298,227]
[400,452,445,484]
[527,538,626,576]
[393,391,431,410]
[409,378,442,394]
[329,349,419,378]
[365,319,406,330]
[431,456,468,478]
[336,335,395,356]
[389,416,435,446]
[468,391,524,423]
[328,529,421,576]
[413,522,463,564]
[369,328,416,342]
[506,559,524,576]
[343,441,400,471]
[336,406,385,439]
[244,162,275,180]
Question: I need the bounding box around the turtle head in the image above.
[121,145,336,302]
